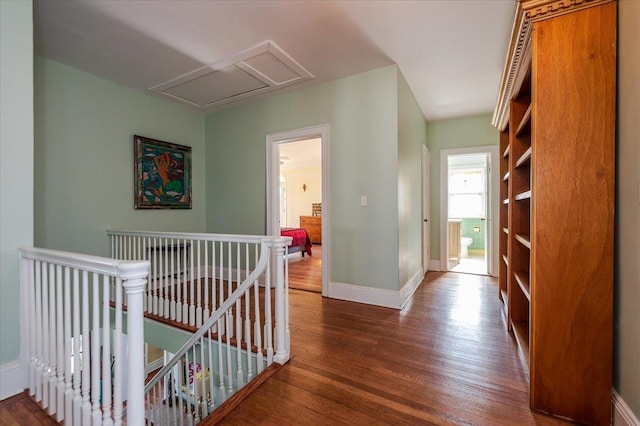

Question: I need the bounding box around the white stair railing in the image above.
[108,232,291,424]
[19,247,149,426]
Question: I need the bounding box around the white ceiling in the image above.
[34,0,514,121]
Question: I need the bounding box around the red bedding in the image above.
[281,228,312,256]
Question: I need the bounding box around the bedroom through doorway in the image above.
[266,125,329,296]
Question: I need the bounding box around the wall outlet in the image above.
[360,195,367,206]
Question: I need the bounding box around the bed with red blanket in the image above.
[281,228,312,257]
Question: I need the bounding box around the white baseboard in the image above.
[428,259,441,272]
[613,390,640,426]
[0,360,26,401]
[145,357,165,375]
[399,268,425,309]
[329,281,401,309]
[329,269,424,310]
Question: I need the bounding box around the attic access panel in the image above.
[149,40,314,110]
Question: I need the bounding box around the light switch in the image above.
[360,195,367,206]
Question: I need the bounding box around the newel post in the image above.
[272,238,291,364]
[119,260,149,426]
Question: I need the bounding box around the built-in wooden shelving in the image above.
[494,1,616,424]
[514,271,530,300]
[515,147,532,168]
[514,233,531,249]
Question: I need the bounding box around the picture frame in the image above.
[134,135,192,209]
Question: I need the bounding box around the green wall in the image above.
[460,218,485,250]
[205,65,400,291]
[34,58,207,257]
[426,114,498,261]
[397,70,427,287]
[0,0,33,371]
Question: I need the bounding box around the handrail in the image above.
[19,246,149,425]
[108,231,291,423]
[19,246,149,278]
[142,239,272,394]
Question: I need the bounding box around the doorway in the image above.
[266,125,330,296]
[440,146,499,276]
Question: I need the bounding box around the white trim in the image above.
[266,124,330,297]
[613,390,640,426]
[329,282,402,309]
[0,360,26,401]
[439,146,500,276]
[329,268,423,310]
[399,268,425,309]
[428,260,441,272]
[145,358,165,375]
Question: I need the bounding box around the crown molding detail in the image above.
[492,0,615,130]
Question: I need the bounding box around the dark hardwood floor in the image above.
[287,244,322,293]
[0,271,569,425]
[220,272,568,425]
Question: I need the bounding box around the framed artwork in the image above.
[134,135,192,209]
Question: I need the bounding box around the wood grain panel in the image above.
[530,3,616,424]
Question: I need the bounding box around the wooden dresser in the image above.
[300,216,321,244]
[494,1,615,424]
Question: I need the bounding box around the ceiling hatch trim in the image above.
[148,40,314,110]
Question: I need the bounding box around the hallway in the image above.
[220,272,568,425]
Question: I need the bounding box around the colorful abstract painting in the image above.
[134,135,192,209]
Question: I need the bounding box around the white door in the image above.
[422,146,431,273]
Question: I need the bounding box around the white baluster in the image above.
[121,265,147,426]
[51,263,60,416]
[42,262,50,409]
[196,240,202,327]
[189,240,195,326]
[245,287,253,382]
[160,238,167,318]
[203,241,209,323]
[20,255,34,398]
[62,266,72,422]
[80,271,91,425]
[113,278,123,426]
[153,237,159,316]
[253,256,264,374]
[273,239,289,364]
[264,258,273,365]
[176,238,182,323]
[217,318,225,403]
[91,273,102,426]
[54,265,65,421]
[71,268,80,426]
[170,237,176,321]
[182,238,189,324]
[102,274,113,426]
[34,260,43,401]
[227,243,233,339]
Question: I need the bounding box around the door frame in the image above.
[266,124,330,296]
[421,145,431,274]
[439,145,499,276]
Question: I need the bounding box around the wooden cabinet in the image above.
[493,1,615,424]
[448,220,462,266]
[300,216,321,244]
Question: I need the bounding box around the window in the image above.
[449,168,485,218]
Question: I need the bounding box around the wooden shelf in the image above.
[512,320,530,368]
[514,271,531,301]
[515,147,532,168]
[515,190,531,201]
[503,198,509,205]
[503,144,510,158]
[503,227,509,234]
[515,233,531,249]
[515,104,532,136]
[502,254,509,266]
[503,171,510,181]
